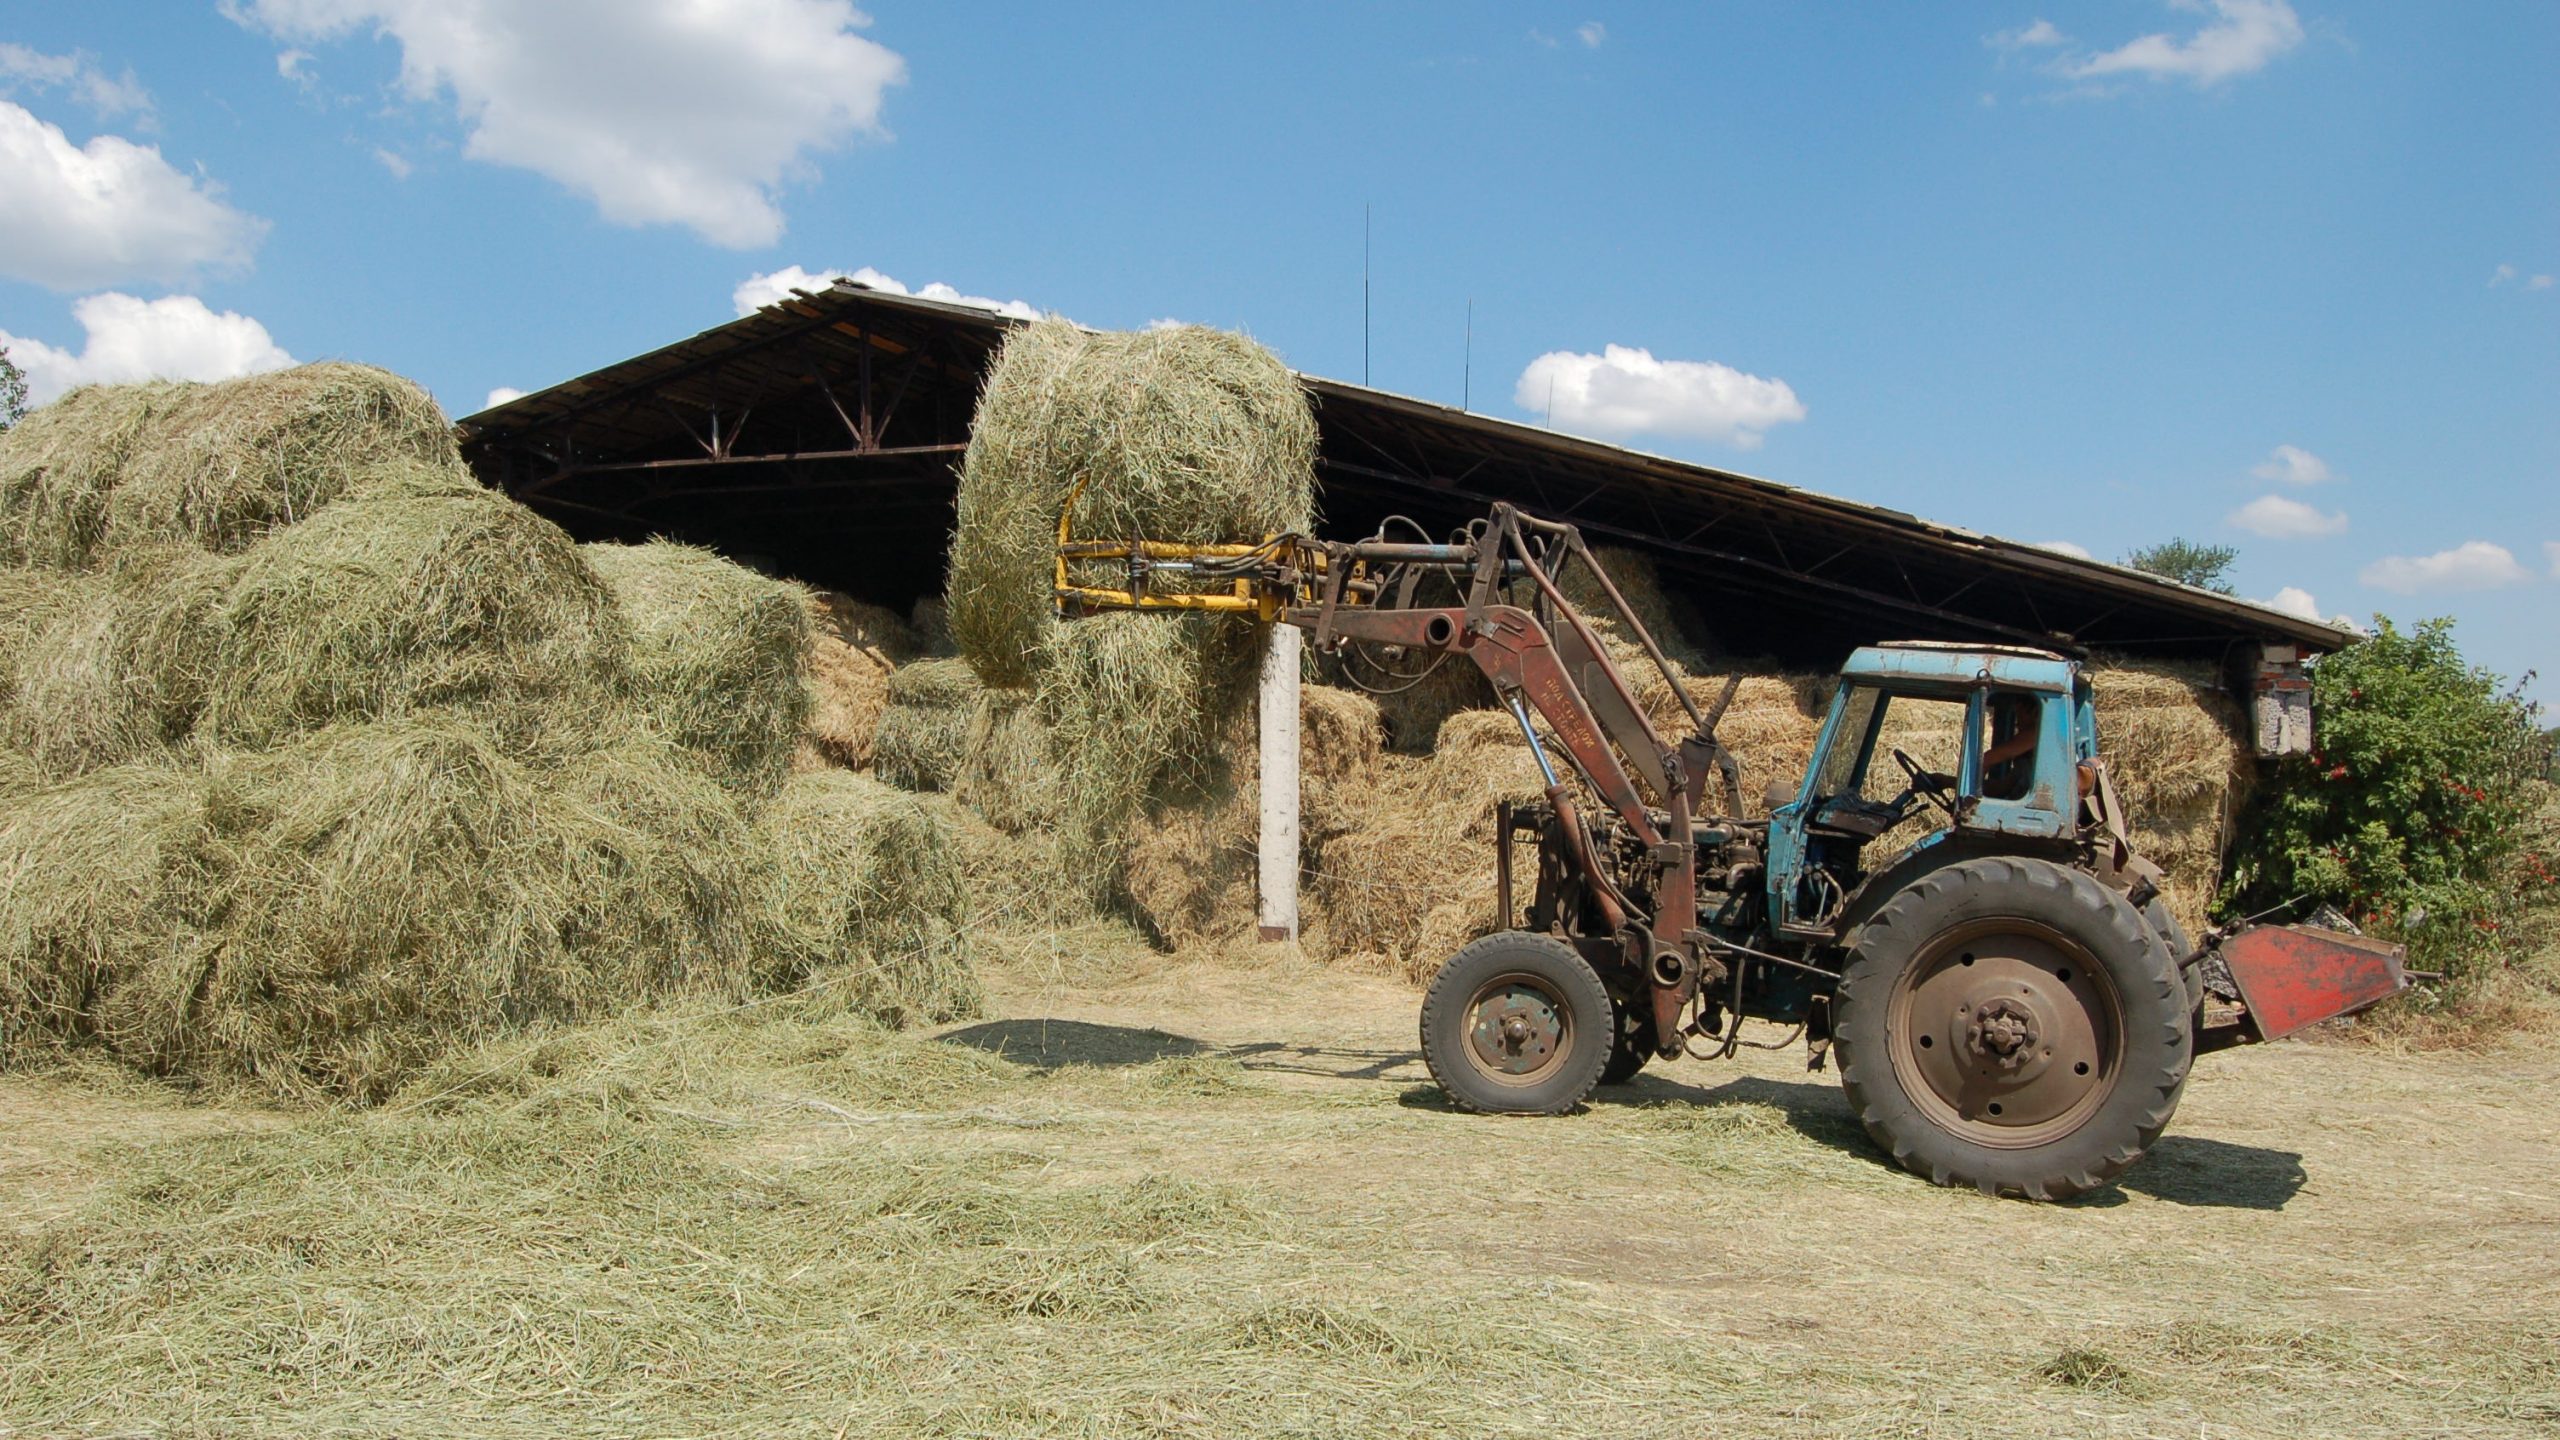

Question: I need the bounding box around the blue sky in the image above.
[3,2,2553,699]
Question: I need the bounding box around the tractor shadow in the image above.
[938,1018,1213,1070]
[1455,1069,2307,1210]
[937,1021,1431,1085]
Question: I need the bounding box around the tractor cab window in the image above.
[1807,684,1882,802]
[1859,693,1970,810]
[1980,689,2041,801]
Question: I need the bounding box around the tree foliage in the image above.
[2224,617,2558,981]
[2124,538,2237,593]
[0,344,26,432]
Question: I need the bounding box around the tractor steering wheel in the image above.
[1891,747,1959,818]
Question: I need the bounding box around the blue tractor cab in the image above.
[1765,644,2099,935]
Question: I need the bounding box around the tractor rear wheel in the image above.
[1421,931,1613,1114]
[1834,857,2191,1200]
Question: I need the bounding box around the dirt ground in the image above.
[3,944,2555,1438]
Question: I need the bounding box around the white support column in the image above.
[1257,623,1302,943]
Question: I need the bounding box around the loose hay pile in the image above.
[0,368,982,1099]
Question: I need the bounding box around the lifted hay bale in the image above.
[947,319,1316,688]
[755,769,982,1026]
[104,363,463,556]
[200,490,628,753]
[0,381,188,568]
[871,659,983,792]
[584,540,811,796]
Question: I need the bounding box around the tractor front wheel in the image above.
[1834,857,2191,1200]
[1421,931,1613,1114]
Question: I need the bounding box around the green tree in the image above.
[2123,538,2238,593]
[0,344,25,432]
[2223,616,2557,981]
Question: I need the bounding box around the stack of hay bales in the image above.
[801,588,914,769]
[0,367,978,1101]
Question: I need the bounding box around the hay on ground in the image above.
[103,363,463,556]
[199,489,628,753]
[0,382,188,568]
[583,540,811,796]
[754,769,983,1026]
[947,319,1317,688]
[871,659,984,793]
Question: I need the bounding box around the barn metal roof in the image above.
[457,281,2351,665]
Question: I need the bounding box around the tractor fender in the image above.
[1830,832,2080,950]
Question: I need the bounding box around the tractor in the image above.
[1061,500,2407,1199]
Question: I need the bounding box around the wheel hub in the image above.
[1467,982,1566,1078]
[1966,997,2040,1071]
[1885,922,2123,1147]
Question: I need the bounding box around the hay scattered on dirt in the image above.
[754,769,983,1026]
[105,363,463,557]
[948,319,1316,687]
[584,540,810,795]
[872,659,984,793]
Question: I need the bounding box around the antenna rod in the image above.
[1463,298,1472,410]
[1362,204,1371,386]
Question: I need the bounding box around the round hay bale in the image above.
[754,769,982,1026]
[0,718,777,1101]
[947,319,1316,687]
[6,546,231,778]
[0,381,189,568]
[104,363,462,556]
[583,540,811,796]
[871,658,982,792]
[200,490,629,752]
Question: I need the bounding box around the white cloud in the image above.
[373,147,412,178]
[1514,344,1805,449]
[2533,275,2556,291]
[275,48,315,89]
[2033,539,2093,559]
[0,101,267,289]
[2491,263,2518,286]
[1144,317,1186,332]
[1528,29,1560,49]
[1988,19,2066,50]
[731,264,1037,320]
[0,42,154,122]
[1577,22,1606,48]
[2072,0,2303,87]
[2260,585,2321,620]
[2250,443,2334,485]
[2545,540,2560,579]
[484,386,526,409]
[2359,541,2531,594]
[2228,492,2347,539]
[230,0,906,249]
[0,292,295,406]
